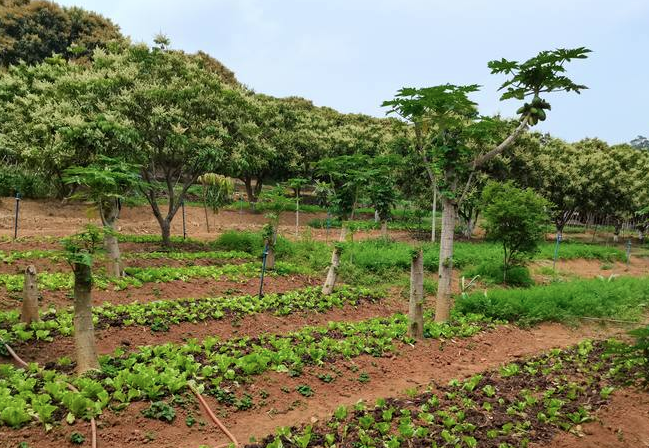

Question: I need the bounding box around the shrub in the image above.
[464,261,533,287]
[0,166,52,198]
[482,181,550,282]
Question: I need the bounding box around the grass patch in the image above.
[456,275,649,324]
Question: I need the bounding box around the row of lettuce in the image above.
[0,286,378,344]
[0,311,497,428]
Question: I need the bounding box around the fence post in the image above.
[13,193,21,240]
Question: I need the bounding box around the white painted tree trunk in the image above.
[101,200,124,277]
[73,264,99,373]
[435,197,457,322]
[322,246,341,295]
[21,265,39,324]
[408,249,424,339]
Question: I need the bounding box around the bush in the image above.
[0,166,52,198]
[482,181,550,282]
[457,276,649,324]
[464,261,533,287]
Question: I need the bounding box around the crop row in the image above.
[0,286,379,344]
[0,249,252,264]
[248,339,645,448]
[0,312,496,428]
[0,261,303,292]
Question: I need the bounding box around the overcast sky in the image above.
[58,0,648,144]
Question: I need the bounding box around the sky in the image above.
[58,0,649,144]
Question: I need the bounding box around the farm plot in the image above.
[1,233,648,448]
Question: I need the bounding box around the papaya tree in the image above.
[383,48,590,321]
[62,225,102,373]
[63,157,143,277]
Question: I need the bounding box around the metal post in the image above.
[626,239,632,267]
[181,200,186,240]
[13,193,21,240]
[259,242,269,298]
[552,231,562,271]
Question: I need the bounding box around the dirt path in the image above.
[3,320,638,448]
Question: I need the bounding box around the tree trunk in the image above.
[613,221,622,243]
[380,220,388,239]
[431,188,437,243]
[73,264,99,373]
[253,177,264,199]
[408,249,424,339]
[243,177,256,203]
[160,219,172,248]
[100,199,124,277]
[21,265,39,324]
[322,246,341,295]
[104,232,123,277]
[435,198,457,322]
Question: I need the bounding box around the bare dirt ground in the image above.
[0,198,408,242]
[532,257,649,282]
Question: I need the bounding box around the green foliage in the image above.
[0,0,123,66]
[69,432,85,444]
[142,401,175,422]
[457,276,649,324]
[482,181,549,281]
[198,173,234,212]
[62,225,103,269]
[0,166,52,198]
[463,262,533,287]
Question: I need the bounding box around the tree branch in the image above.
[472,115,530,169]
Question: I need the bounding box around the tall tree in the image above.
[383,48,590,321]
[0,0,123,66]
